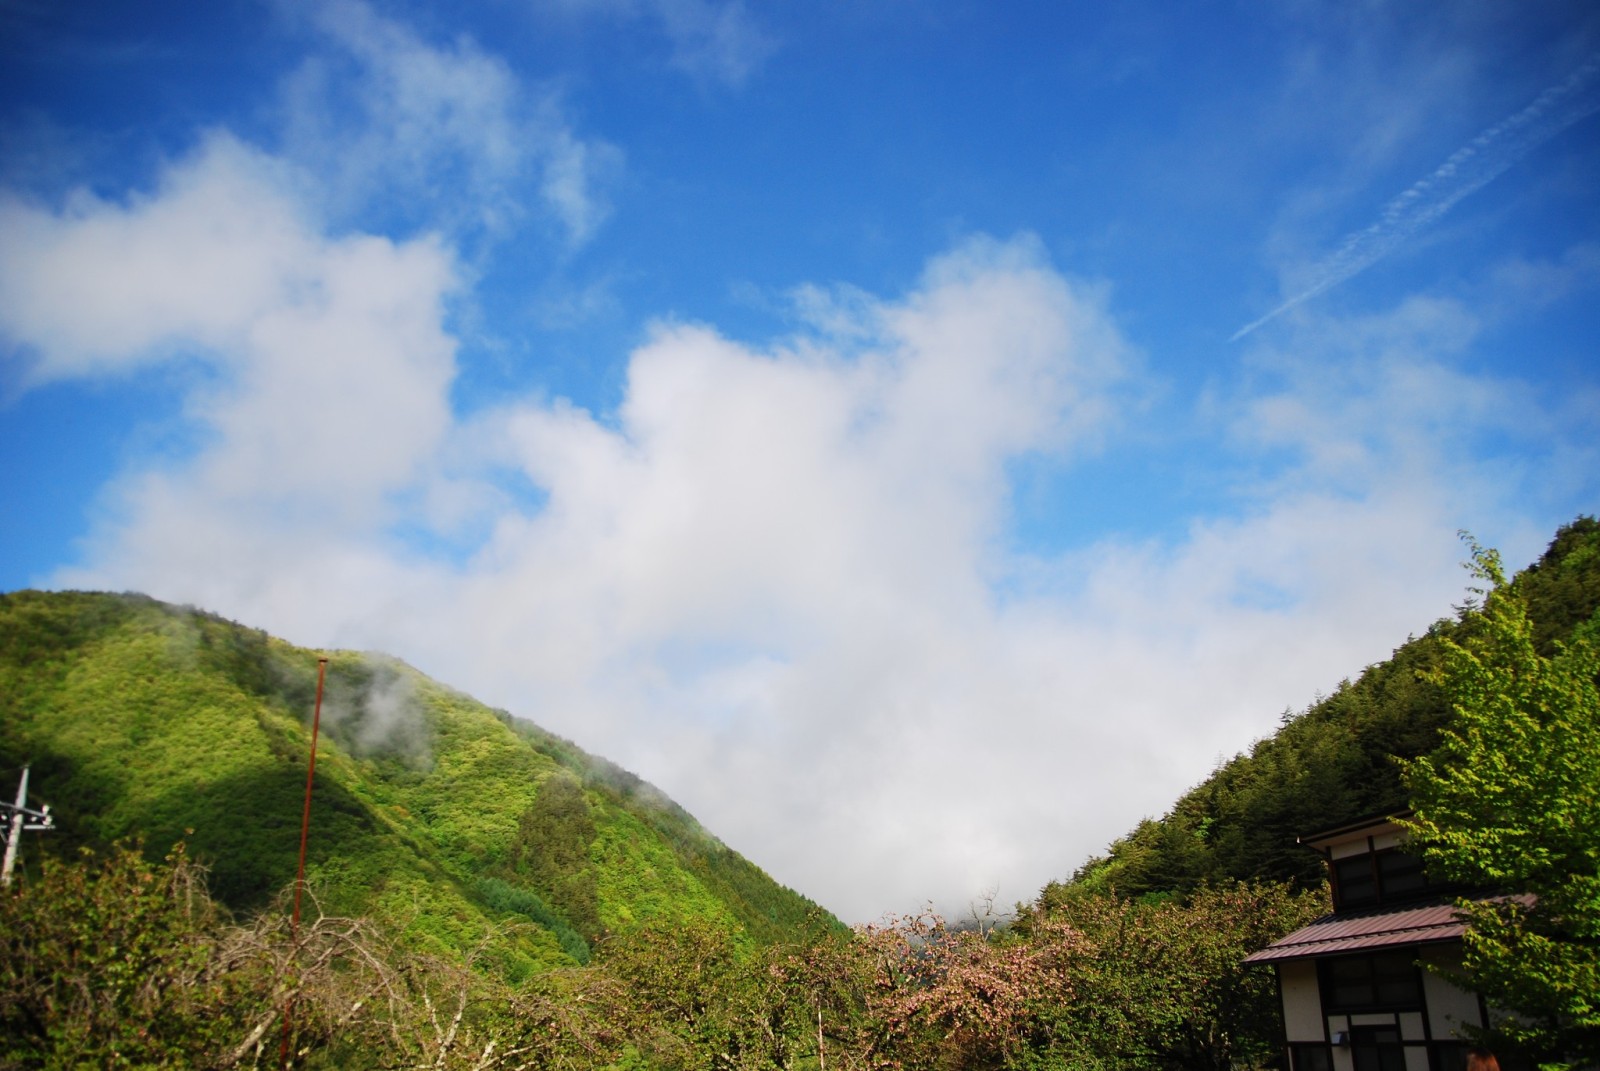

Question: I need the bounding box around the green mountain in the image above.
[1062,516,1600,901]
[0,591,833,978]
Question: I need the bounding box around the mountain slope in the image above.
[1064,517,1600,900]
[0,591,833,977]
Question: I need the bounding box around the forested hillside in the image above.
[0,590,830,976]
[1064,517,1600,899]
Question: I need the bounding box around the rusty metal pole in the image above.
[280,656,329,1071]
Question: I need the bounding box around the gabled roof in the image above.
[1243,895,1535,964]
[1243,901,1466,963]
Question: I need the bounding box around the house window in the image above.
[1378,850,1427,899]
[1321,951,1421,1010]
[1333,849,1430,909]
[1432,1042,1470,1071]
[1291,1043,1333,1071]
[1350,1025,1407,1071]
[1335,855,1379,907]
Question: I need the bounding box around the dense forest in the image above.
[1,518,1596,1070]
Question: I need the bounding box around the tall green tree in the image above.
[1403,541,1600,1068]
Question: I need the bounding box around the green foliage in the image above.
[1403,539,1600,1068]
[0,839,602,1070]
[1017,881,1329,1071]
[0,840,248,1069]
[0,589,833,992]
[508,771,601,939]
[0,840,1322,1071]
[582,763,837,944]
[476,876,591,964]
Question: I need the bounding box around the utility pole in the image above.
[1,765,54,887]
[280,656,330,1071]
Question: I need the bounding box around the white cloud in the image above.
[0,137,310,380]
[281,0,617,244]
[0,132,460,543]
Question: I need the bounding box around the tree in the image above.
[1017,881,1327,1071]
[0,840,244,1069]
[857,909,1080,1070]
[0,839,468,1070]
[1403,541,1600,1068]
[508,772,601,940]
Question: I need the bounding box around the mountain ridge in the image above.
[0,589,835,977]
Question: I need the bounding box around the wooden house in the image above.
[1244,814,1498,1071]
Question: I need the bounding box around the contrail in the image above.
[1232,58,1600,342]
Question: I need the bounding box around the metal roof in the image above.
[1242,902,1467,963]
[1243,895,1534,964]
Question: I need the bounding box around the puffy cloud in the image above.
[0,138,311,379]
[470,237,1124,660]
[2,120,1585,918]
[1,133,459,548]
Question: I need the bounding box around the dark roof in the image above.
[1244,902,1466,963]
[1243,895,1534,964]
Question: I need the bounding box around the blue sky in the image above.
[2,0,1598,921]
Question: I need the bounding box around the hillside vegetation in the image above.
[0,590,830,978]
[0,519,1594,1070]
[1065,517,1600,900]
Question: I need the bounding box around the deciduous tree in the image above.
[1017,880,1326,1071]
[1404,541,1600,1068]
